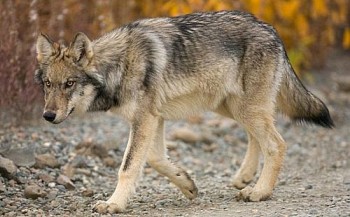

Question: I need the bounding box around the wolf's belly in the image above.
[159,92,225,120]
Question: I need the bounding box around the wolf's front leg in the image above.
[93,114,159,214]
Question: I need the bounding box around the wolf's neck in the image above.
[88,85,120,112]
[92,29,129,65]
[87,30,128,112]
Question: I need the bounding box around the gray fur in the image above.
[35,10,333,214]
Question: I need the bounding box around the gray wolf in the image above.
[35,10,334,214]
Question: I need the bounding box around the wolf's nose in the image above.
[43,111,56,122]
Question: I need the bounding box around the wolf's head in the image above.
[35,33,104,124]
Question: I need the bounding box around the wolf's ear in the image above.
[36,33,55,63]
[69,32,93,66]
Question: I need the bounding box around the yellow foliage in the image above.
[312,0,328,18]
[276,0,300,21]
[343,28,350,49]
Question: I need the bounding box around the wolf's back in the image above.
[276,55,334,128]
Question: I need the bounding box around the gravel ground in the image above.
[0,52,349,216]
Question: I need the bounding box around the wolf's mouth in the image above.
[52,107,75,124]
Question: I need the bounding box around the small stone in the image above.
[43,142,51,147]
[343,174,350,185]
[75,168,91,176]
[50,200,60,208]
[0,179,5,192]
[144,167,153,174]
[305,184,313,190]
[0,156,17,177]
[103,157,118,168]
[35,153,60,168]
[57,174,75,190]
[61,163,75,179]
[202,143,219,152]
[170,128,202,144]
[75,140,108,158]
[166,141,178,150]
[38,173,55,183]
[82,189,94,197]
[187,115,204,124]
[71,156,88,168]
[47,189,58,200]
[56,185,66,193]
[90,144,109,158]
[24,184,46,199]
[48,182,56,188]
[8,180,16,187]
[103,138,120,151]
[335,76,350,92]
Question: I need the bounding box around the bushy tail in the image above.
[277,57,334,128]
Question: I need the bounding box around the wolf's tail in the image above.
[276,54,334,128]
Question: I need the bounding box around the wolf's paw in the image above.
[92,200,124,214]
[180,183,198,200]
[231,175,253,190]
[236,186,271,202]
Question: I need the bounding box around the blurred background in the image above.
[0,0,349,123]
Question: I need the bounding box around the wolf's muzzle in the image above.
[43,111,56,122]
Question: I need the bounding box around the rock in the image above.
[202,143,219,152]
[38,173,55,183]
[103,138,120,151]
[47,189,58,200]
[166,141,178,150]
[61,163,75,179]
[186,115,204,124]
[170,128,202,144]
[144,167,153,174]
[103,157,118,168]
[2,147,36,167]
[335,76,350,92]
[90,144,109,158]
[24,184,46,199]
[75,140,108,158]
[35,153,60,168]
[57,174,75,190]
[0,141,10,154]
[0,156,17,177]
[82,189,94,197]
[8,180,16,187]
[343,174,350,185]
[71,155,88,168]
[305,184,313,190]
[75,168,91,176]
[206,118,222,127]
[0,179,5,192]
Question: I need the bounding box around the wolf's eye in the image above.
[45,81,51,87]
[66,81,75,88]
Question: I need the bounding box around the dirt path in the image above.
[0,52,349,216]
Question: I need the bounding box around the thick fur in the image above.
[35,10,334,214]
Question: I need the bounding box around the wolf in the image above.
[35,10,333,214]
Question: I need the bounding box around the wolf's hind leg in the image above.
[147,119,198,199]
[214,104,260,189]
[235,111,286,201]
[232,132,260,189]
